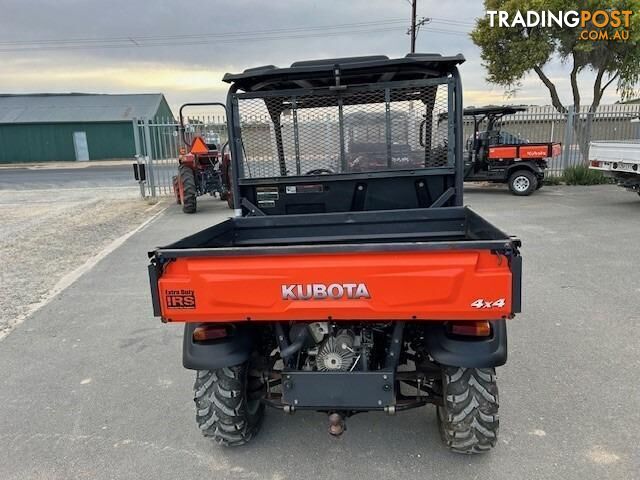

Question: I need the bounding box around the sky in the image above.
[0,0,626,113]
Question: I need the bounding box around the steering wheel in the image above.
[305,168,334,175]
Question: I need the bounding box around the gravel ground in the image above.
[0,186,161,337]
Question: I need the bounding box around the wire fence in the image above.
[134,103,640,197]
[463,104,640,176]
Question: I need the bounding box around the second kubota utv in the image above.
[173,103,233,213]
[462,106,561,195]
[148,54,522,454]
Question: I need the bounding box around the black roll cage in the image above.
[222,55,466,214]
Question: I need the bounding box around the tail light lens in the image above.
[447,321,491,337]
[193,325,227,342]
[590,160,601,168]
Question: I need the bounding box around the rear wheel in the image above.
[194,362,265,447]
[178,164,197,213]
[508,170,537,196]
[437,367,499,454]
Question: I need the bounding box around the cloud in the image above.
[0,62,228,93]
[0,0,628,111]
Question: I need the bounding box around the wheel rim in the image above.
[513,175,530,192]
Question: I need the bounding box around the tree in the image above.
[472,0,640,112]
[471,0,640,158]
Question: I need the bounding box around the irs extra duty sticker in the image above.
[166,289,196,309]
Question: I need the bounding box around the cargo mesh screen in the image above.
[234,80,451,179]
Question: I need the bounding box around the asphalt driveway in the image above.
[0,185,638,480]
[0,164,134,190]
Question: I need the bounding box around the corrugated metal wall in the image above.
[0,121,136,163]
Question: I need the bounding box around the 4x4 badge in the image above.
[470,298,506,309]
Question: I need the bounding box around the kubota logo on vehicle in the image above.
[523,150,547,157]
[281,283,371,300]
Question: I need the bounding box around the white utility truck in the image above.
[589,140,640,197]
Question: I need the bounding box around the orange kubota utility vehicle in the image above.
[148,54,522,454]
[463,106,562,195]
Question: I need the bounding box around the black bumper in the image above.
[281,370,396,410]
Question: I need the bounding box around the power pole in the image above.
[410,0,417,53]
[407,1,429,53]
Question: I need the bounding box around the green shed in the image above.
[0,93,173,163]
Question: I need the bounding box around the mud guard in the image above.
[425,319,507,368]
[507,161,545,177]
[182,324,252,370]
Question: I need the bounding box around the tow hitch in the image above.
[328,412,346,437]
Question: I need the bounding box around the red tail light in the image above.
[447,321,491,337]
[590,160,601,167]
[193,325,227,342]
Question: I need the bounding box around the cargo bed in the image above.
[149,207,521,323]
[152,206,517,255]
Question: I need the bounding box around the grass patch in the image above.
[561,165,610,185]
[543,174,563,185]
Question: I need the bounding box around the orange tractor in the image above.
[173,103,233,213]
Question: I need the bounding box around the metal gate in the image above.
[133,115,227,198]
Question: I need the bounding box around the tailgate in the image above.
[151,249,519,322]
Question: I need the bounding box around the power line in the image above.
[422,26,471,35]
[0,16,471,53]
[0,26,410,53]
[430,17,476,27]
[0,18,407,46]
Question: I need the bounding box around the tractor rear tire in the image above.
[194,363,265,447]
[437,367,499,454]
[179,164,197,213]
[508,170,537,196]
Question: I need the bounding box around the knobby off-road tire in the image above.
[194,364,265,447]
[437,367,499,454]
[508,170,537,196]
[178,164,197,213]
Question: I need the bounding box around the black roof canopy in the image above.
[463,106,527,116]
[223,53,465,92]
